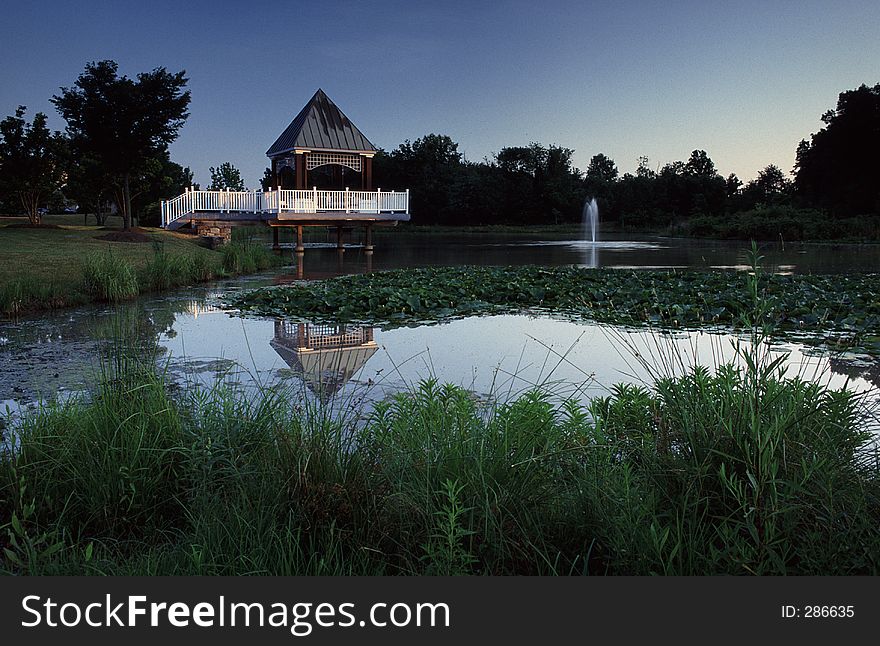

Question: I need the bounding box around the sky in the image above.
[2,0,878,188]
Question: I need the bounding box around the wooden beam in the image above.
[295,152,305,189]
[363,156,373,191]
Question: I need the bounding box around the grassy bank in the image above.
[0,223,281,316]
[1,313,877,575]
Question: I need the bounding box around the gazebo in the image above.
[159,89,409,250]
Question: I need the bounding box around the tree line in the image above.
[371,83,879,231]
[0,61,193,230]
[1,62,877,234]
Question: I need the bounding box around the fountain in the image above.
[582,197,598,243]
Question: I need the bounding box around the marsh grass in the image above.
[1,237,279,315]
[0,276,77,315]
[1,250,878,575]
[81,249,139,302]
[220,234,281,275]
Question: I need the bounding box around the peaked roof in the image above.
[266,89,376,156]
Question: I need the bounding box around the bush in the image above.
[677,207,880,241]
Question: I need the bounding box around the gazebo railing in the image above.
[161,187,409,227]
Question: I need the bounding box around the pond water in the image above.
[2,233,879,428]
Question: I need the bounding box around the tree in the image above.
[132,153,195,226]
[495,143,583,223]
[65,152,114,224]
[52,60,190,230]
[375,134,463,223]
[684,150,716,178]
[260,167,273,191]
[794,83,880,216]
[0,107,67,224]
[208,161,245,191]
[585,153,618,183]
[743,164,792,208]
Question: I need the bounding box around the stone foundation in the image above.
[196,224,232,247]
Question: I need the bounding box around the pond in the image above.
[2,233,879,426]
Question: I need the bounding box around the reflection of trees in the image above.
[271,321,377,401]
[828,355,880,389]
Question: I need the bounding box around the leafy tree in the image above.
[375,134,463,223]
[795,83,880,217]
[636,156,656,179]
[684,149,716,178]
[743,164,792,208]
[132,153,195,226]
[65,152,114,224]
[0,106,67,224]
[725,173,742,198]
[208,161,245,191]
[585,153,618,183]
[260,167,273,191]
[52,60,190,230]
[495,143,583,223]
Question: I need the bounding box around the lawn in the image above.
[0,215,280,315]
[0,218,215,289]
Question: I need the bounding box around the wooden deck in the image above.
[161,188,409,230]
[163,209,409,231]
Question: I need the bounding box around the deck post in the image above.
[295,225,304,253]
[336,226,344,251]
[272,227,280,253]
[364,224,373,251]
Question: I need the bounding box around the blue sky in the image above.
[2,0,878,188]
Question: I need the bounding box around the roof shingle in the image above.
[266,89,376,156]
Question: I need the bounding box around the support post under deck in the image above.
[336,226,344,251]
[272,227,280,253]
[295,225,304,253]
[364,224,374,251]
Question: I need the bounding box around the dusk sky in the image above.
[2,0,878,188]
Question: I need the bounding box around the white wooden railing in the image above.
[161,187,409,227]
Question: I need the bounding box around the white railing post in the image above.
[405,188,410,213]
[313,186,318,212]
[345,187,350,213]
[376,188,381,213]
[277,186,282,214]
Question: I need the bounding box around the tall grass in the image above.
[220,236,281,274]
[0,277,77,315]
[1,252,878,575]
[81,249,139,302]
[2,238,279,316]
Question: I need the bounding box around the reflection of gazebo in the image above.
[270,321,378,399]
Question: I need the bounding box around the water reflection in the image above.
[2,232,880,418]
[270,321,378,401]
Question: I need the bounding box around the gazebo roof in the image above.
[266,89,377,157]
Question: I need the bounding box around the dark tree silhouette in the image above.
[52,60,190,230]
[0,107,67,224]
[795,83,880,217]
